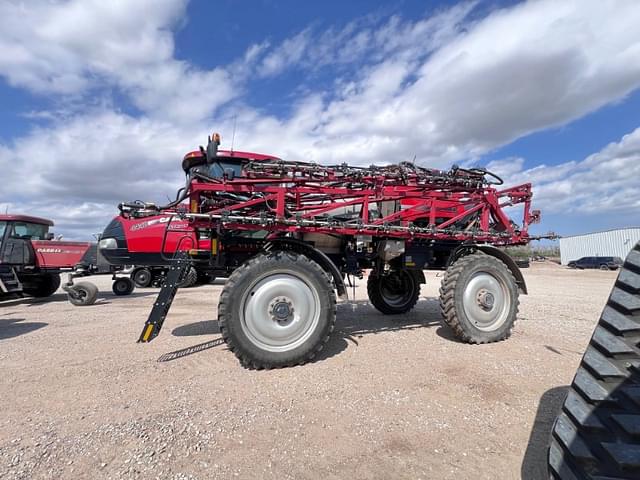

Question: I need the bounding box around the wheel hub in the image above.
[240,272,321,352]
[462,272,511,332]
[476,290,495,311]
[269,297,294,324]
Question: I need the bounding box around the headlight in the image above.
[99,237,118,249]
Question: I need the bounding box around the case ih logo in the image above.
[36,248,63,253]
[130,217,171,231]
[131,217,188,231]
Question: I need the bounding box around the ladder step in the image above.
[137,253,190,343]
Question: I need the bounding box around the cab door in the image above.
[0,222,36,267]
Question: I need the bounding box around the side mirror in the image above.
[46,233,55,240]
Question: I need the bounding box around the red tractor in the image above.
[100,133,540,368]
[0,214,132,305]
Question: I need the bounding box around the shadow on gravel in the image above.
[158,338,226,362]
[0,317,47,340]
[0,291,159,308]
[172,320,220,337]
[521,385,569,480]
[160,297,443,365]
[335,298,442,339]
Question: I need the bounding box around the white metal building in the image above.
[559,227,640,265]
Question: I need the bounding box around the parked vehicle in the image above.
[0,214,131,305]
[99,133,540,368]
[567,256,623,270]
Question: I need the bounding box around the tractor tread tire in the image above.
[439,252,519,344]
[23,273,61,298]
[367,271,421,315]
[218,251,336,370]
[549,241,640,479]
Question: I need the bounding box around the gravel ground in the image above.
[0,262,617,479]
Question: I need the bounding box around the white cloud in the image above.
[1,0,640,238]
[0,0,235,123]
[488,127,640,216]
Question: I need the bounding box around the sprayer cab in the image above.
[181,133,281,179]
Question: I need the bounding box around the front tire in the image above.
[439,253,519,343]
[218,251,336,369]
[367,270,421,314]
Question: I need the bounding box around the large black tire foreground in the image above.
[218,251,336,369]
[548,241,640,479]
[178,266,198,288]
[22,273,61,298]
[67,281,99,306]
[439,252,519,344]
[367,270,421,315]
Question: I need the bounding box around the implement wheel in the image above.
[132,267,152,288]
[439,253,518,343]
[112,277,135,296]
[367,270,421,314]
[68,281,98,306]
[218,251,336,369]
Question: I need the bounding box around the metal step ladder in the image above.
[137,253,190,343]
[0,265,22,294]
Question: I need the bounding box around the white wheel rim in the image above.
[240,271,321,352]
[462,272,511,332]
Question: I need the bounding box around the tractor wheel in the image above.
[178,266,198,288]
[439,253,518,344]
[131,267,153,288]
[67,281,98,306]
[548,241,640,478]
[23,273,61,298]
[367,270,421,314]
[112,277,135,296]
[218,251,336,369]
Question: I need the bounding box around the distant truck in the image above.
[567,256,623,270]
[0,214,131,305]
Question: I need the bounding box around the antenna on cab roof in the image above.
[231,115,237,153]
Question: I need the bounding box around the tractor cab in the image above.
[0,215,53,267]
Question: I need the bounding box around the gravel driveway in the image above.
[0,262,616,479]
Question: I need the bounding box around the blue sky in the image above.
[0,0,639,239]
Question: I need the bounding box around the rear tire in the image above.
[439,253,518,343]
[23,273,61,298]
[367,270,421,314]
[68,281,98,306]
[218,251,336,369]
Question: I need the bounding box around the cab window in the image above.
[10,222,49,240]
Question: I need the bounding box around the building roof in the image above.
[559,227,640,240]
[0,214,54,226]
